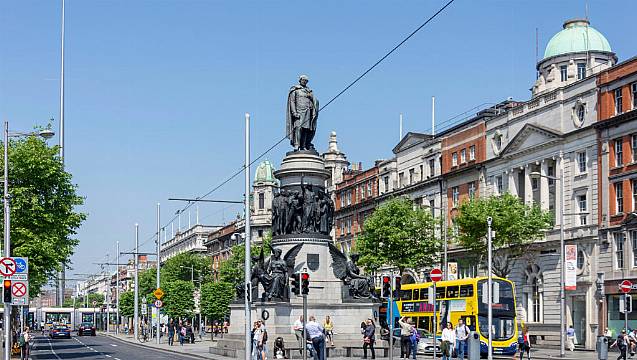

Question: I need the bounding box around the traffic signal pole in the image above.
[389,273,394,360]
[302,293,308,360]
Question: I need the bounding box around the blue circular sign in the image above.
[15,258,27,273]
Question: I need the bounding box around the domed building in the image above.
[251,160,278,242]
[533,19,617,96]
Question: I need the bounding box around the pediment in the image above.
[500,123,563,158]
[393,132,432,154]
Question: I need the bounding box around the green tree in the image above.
[139,268,157,303]
[161,252,213,284]
[200,282,234,321]
[119,291,135,318]
[162,280,195,319]
[218,233,271,294]
[357,197,441,274]
[1,135,86,296]
[454,193,553,277]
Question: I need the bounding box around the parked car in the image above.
[78,322,96,336]
[50,325,71,339]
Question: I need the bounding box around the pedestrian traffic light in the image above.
[3,279,11,303]
[301,272,310,295]
[381,275,391,298]
[394,276,402,297]
[290,273,301,295]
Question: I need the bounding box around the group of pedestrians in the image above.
[252,319,269,360]
[165,319,196,346]
[611,328,637,360]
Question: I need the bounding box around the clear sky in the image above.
[0,1,634,280]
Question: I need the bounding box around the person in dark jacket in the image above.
[167,320,175,346]
[363,319,376,360]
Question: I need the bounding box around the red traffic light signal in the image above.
[381,275,391,298]
[3,279,11,303]
[301,272,310,295]
[382,276,390,283]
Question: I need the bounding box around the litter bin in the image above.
[597,335,608,360]
[467,331,481,360]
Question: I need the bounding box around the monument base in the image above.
[212,301,379,358]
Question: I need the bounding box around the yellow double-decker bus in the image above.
[390,277,519,356]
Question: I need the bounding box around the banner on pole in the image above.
[565,244,577,290]
[447,262,458,281]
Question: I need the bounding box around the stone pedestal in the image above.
[213,150,379,357]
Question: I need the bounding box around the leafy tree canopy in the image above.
[454,193,553,277]
[357,197,441,274]
[119,291,135,318]
[162,280,195,319]
[1,136,86,296]
[161,252,213,284]
[200,282,234,321]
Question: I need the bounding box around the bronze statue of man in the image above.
[286,75,319,151]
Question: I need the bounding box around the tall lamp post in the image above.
[530,155,566,358]
[3,122,54,360]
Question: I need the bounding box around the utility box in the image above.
[597,336,608,360]
[467,331,481,360]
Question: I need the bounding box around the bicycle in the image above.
[138,327,149,343]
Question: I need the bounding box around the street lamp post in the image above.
[244,113,252,360]
[530,155,566,358]
[134,224,139,342]
[3,121,54,360]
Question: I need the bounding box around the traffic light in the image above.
[290,273,301,295]
[301,272,310,295]
[381,275,391,298]
[3,279,11,303]
[394,276,402,297]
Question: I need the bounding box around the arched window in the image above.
[525,264,544,323]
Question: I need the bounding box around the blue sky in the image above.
[0,0,633,279]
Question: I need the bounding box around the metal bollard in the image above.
[467,331,481,360]
[597,336,608,360]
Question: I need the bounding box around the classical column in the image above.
[524,165,533,205]
[508,169,518,197]
[540,160,550,211]
[555,154,563,227]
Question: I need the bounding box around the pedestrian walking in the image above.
[178,321,186,346]
[362,318,376,360]
[19,327,30,360]
[455,319,469,359]
[199,323,206,341]
[519,326,531,360]
[261,320,269,360]
[612,329,629,360]
[305,315,325,360]
[324,315,334,347]
[566,325,576,352]
[441,322,456,360]
[167,320,175,346]
[293,315,304,354]
[409,326,419,360]
[399,317,414,359]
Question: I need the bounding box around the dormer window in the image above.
[577,63,586,80]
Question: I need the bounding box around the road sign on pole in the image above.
[430,268,443,282]
[153,288,164,299]
[0,258,17,277]
[620,280,633,294]
[11,281,28,305]
[154,299,163,308]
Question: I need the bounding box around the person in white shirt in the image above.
[441,322,456,360]
[292,316,304,355]
[455,319,469,359]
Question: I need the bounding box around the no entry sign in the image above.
[12,282,26,297]
[430,268,443,282]
[0,258,17,277]
[620,280,633,294]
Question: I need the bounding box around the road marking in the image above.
[45,337,62,360]
[105,355,112,358]
[111,344,118,347]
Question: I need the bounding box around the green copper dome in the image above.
[544,19,612,59]
[254,160,277,184]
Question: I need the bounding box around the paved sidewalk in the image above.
[104,332,601,360]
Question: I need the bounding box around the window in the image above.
[419,165,424,181]
[383,176,389,193]
[468,182,476,198]
[367,182,372,197]
[429,199,436,217]
[616,88,623,115]
[634,180,637,212]
[616,139,624,167]
[347,217,352,234]
[577,250,585,271]
[452,186,460,206]
[340,193,344,208]
[616,232,626,269]
[632,230,637,267]
[359,185,365,200]
[460,149,466,163]
[577,104,585,123]
[577,194,587,226]
[532,277,542,322]
[633,83,637,109]
[409,168,415,185]
[577,63,586,80]
[616,182,624,214]
[258,193,265,210]
[632,135,637,162]
[469,145,476,161]
[495,175,503,195]
[452,153,458,167]
[531,178,539,190]
[347,190,352,206]
[429,159,435,177]
[548,165,555,186]
[399,172,405,187]
[257,229,263,238]
[577,151,587,173]
[340,221,345,237]
[560,65,568,82]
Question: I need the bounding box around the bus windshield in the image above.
[478,315,516,341]
[477,279,515,315]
